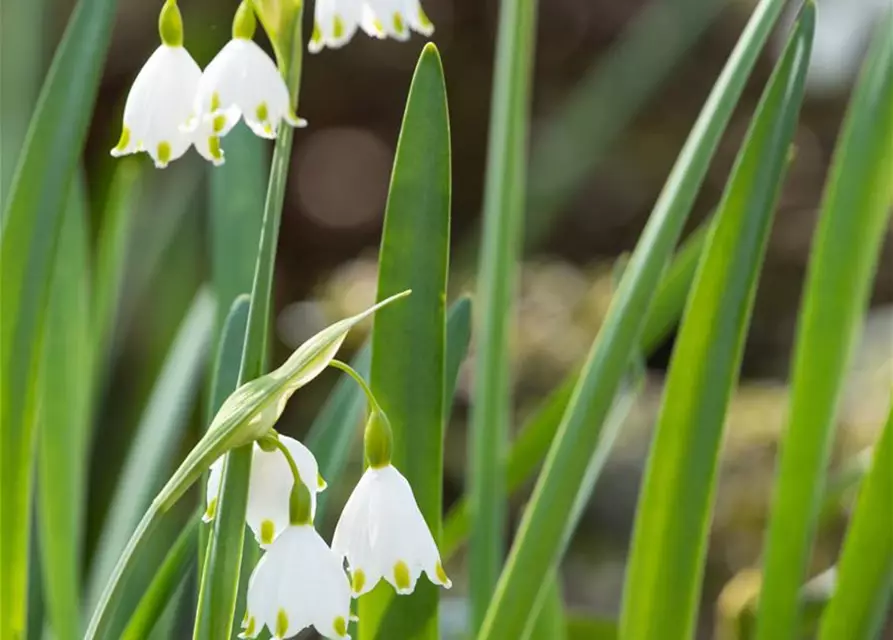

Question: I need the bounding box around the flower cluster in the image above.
[205,363,450,640]
[112,0,434,169]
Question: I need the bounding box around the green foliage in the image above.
[0,0,117,633]
[620,7,814,636]
[468,0,538,625]
[756,16,893,636]
[359,43,451,640]
[37,180,91,640]
[476,1,789,637]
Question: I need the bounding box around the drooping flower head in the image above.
[331,409,451,596]
[110,0,229,167]
[204,435,326,547]
[241,461,352,640]
[240,525,353,640]
[309,0,434,53]
[186,1,305,141]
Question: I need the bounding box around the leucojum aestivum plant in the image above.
[3,0,892,638]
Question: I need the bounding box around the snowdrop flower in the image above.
[332,412,451,596]
[241,477,352,639]
[309,0,434,53]
[204,435,326,546]
[111,0,229,167]
[186,2,304,141]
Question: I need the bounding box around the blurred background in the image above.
[2,0,891,636]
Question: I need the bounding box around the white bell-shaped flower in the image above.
[204,435,326,546]
[110,1,232,168]
[332,464,451,596]
[309,0,434,52]
[240,525,353,640]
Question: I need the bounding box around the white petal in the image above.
[245,438,321,547]
[401,0,435,36]
[244,526,352,639]
[364,0,411,41]
[112,45,201,168]
[204,457,223,522]
[193,38,300,140]
[311,0,362,52]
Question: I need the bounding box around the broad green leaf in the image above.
[0,0,117,633]
[619,7,813,637]
[565,615,617,640]
[476,0,788,636]
[210,126,267,331]
[121,515,199,640]
[37,180,91,640]
[442,218,708,560]
[755,17,893,638]
[818,409,892,639]
[93,160,141,369]
[196,5,307,632]
[468,0,538,623]
[85,289,215,618]
[359,43,451,640]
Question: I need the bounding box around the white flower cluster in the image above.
[112,0,434,169]
[205,438,450,640]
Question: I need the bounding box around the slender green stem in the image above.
[329,359,380,412]
[267,435,301,487]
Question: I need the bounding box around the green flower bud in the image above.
[158,0,184,47]
[364,409,393,469]
[232,1,258,40]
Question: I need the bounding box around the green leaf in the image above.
[36,180,91,640]
[619,7,813,637]
[210,126,268,331]
[195,295,250,636]
[475,0,788,636]
[819,412,893,640]
[528,574,567,640]
[359,42,451,640]
[468,0,538,623]
[565,615,617,640]
[442,221,707,560]
[0,0,117,633]
[93,160,141,369]
[443,296,472,425]
[121,515,199,640]
[85,290,216,620]
[755,16,893,638]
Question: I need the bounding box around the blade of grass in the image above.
[468,0,538,624]
[121,514,199,640]
[195,3,307,635]
[0,0,117,633]
[93,160,141,370]
[476,1,788,636]
[619,8,814,637]
[86,290,215,616]
[36,179,91,640]
[755,16,893,638]
[566,615,617,640]
[818,407,892,640]
[359,42,451,640]
[443,213,708,560]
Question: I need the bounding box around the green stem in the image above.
[329,359,380,412]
